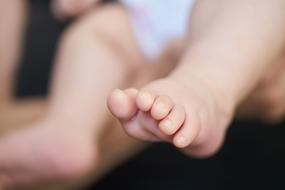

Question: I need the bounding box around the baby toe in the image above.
[151,95,174,120]
[136,90,156,112]
[107,89,137,120]
[124,88,139,99]
[173,113,200,148]
[159,105,186,135]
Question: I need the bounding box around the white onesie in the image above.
[121,0,195,59]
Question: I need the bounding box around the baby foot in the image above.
[108,78,234,157]
[52,0,98,19]
[0,118,96,188]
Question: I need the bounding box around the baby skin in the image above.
[108,0,285,157]
[2,0,285,188]
[108,74,231,157]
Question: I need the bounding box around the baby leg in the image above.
[237,57,285,123]
[0,0,27,104]
[0,4,147,188]
[108,0,285,158]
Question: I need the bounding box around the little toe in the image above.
[136,90,156,112]
[159,105,186,135]
[151,95,174,120]
[173,113,200,148]
[107,89,138,120]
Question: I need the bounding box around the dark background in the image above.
[17,1,285,189]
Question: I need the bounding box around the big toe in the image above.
[107,89,138,120]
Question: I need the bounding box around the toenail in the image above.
[175,135,188,147]
[157,103,169,112]
[161,120,173,132]
[140,91,152,99]
[113,89,122,95]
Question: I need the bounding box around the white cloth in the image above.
[121,0,195,59]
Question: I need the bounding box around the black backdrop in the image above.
[16,1,285,189]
